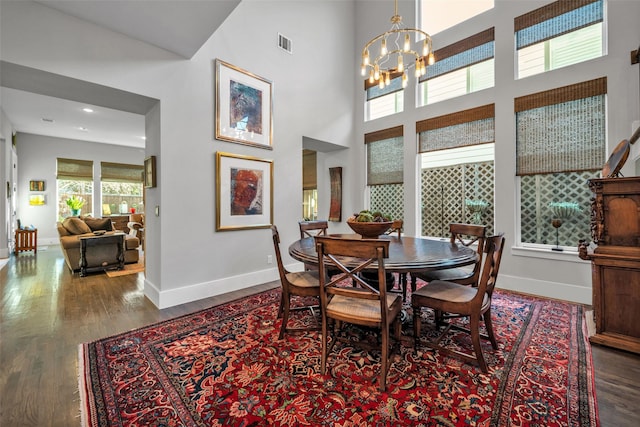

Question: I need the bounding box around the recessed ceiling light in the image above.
[82,108,94,113]
[141,136,146,140]
[78,127,88,132]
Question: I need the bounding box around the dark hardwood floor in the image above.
[1,246,639,426]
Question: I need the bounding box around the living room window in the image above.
[365,76,404,121]
[515,0,604,79]
[417,105,495,237]
[366,126,404,220]
[418,28,495,106]
[57,158,94,220]
[516,78,606,249]
[100,162,144,216]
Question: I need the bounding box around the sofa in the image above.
[56,216,140,272]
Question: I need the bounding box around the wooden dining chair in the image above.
[315,235,403,391]
[299,220,330,239]
[384,219,403,238]
[271,225,321,339]
[411,234,505,373]
[414,223,487,287]
[299,220,330,272]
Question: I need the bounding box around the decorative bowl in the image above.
[347,220,393,238]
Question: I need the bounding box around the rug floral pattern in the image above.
[79,287,599,426]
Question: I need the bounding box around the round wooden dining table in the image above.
[288,233,478,274]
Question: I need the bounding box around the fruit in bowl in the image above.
[347,210,393,238]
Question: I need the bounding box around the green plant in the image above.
[66,196,85,210]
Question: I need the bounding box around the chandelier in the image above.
[361,0,435,89]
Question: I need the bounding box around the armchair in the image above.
[127,213,144,250]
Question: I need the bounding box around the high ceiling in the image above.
[1,0,241,148]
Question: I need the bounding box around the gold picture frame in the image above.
[144,156,156,188]
[216,151,273,231]
[215,59,273,149]
[29,180,45,191]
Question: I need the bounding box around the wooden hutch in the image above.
[579,176,640,354]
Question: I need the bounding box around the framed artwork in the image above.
[216,151,273,231]
[144,156,156,188]
[29,180,45,191]
[329,167,342,222]
[29,195,45,206]
[215,59,273,150]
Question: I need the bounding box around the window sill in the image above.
[511,246,589,264]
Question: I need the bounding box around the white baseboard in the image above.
[497,274,592,305]
[144,265,285,309]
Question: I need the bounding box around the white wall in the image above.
[353,0,640,304]
[0,108,15,259]
[14,133,145,245]
[1,0,356,307]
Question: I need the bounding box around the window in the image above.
[516,78,606,249]
[417,105,495,237]
[418,28,495,106]
[516,0,603,79]
[420,0,494,35]
[366,126,404,220]
[100,162,144,216]
[365,76,404,121]
[302,150,318,220]
[57,158,93,220]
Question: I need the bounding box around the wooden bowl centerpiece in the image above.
[347,210,393,238]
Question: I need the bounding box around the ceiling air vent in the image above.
[278,33,292,54]
[41,118,55,123]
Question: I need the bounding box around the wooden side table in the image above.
[15,228,37,255]
[79,233,125,277]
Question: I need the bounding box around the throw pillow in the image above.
[84,217,113,232]
[62,217,92,235]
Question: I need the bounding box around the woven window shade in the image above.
[420,28,494,83]
[101,162,144,183]
[365,125,404,186]
[515,0,602,50]
[365,73,403,100]
[515,78,606,176]
[302,150,317,190]
[56,158,93,181]
[417,104,495,153]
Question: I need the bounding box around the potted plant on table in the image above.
[66,196,85,216]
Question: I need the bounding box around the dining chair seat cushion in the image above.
[417,267,473,283]
[327,293,401,322]
[285,271,320,288]
[413,280,490,308]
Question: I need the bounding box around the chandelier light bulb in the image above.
[369,69,374,84]
[381,38,387,56]
[385,72,391,86]
[415,59,421,77]
[404,33,410,52]
[402,72,408,88]
[374,64,380,80]
[422,40,429,57]
[378,78,385,89]
[428,52,435,65]
[397,54,404,72]
[361,64,367,76]
[363,49,370,66]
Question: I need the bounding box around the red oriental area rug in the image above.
[78,288,599,426]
